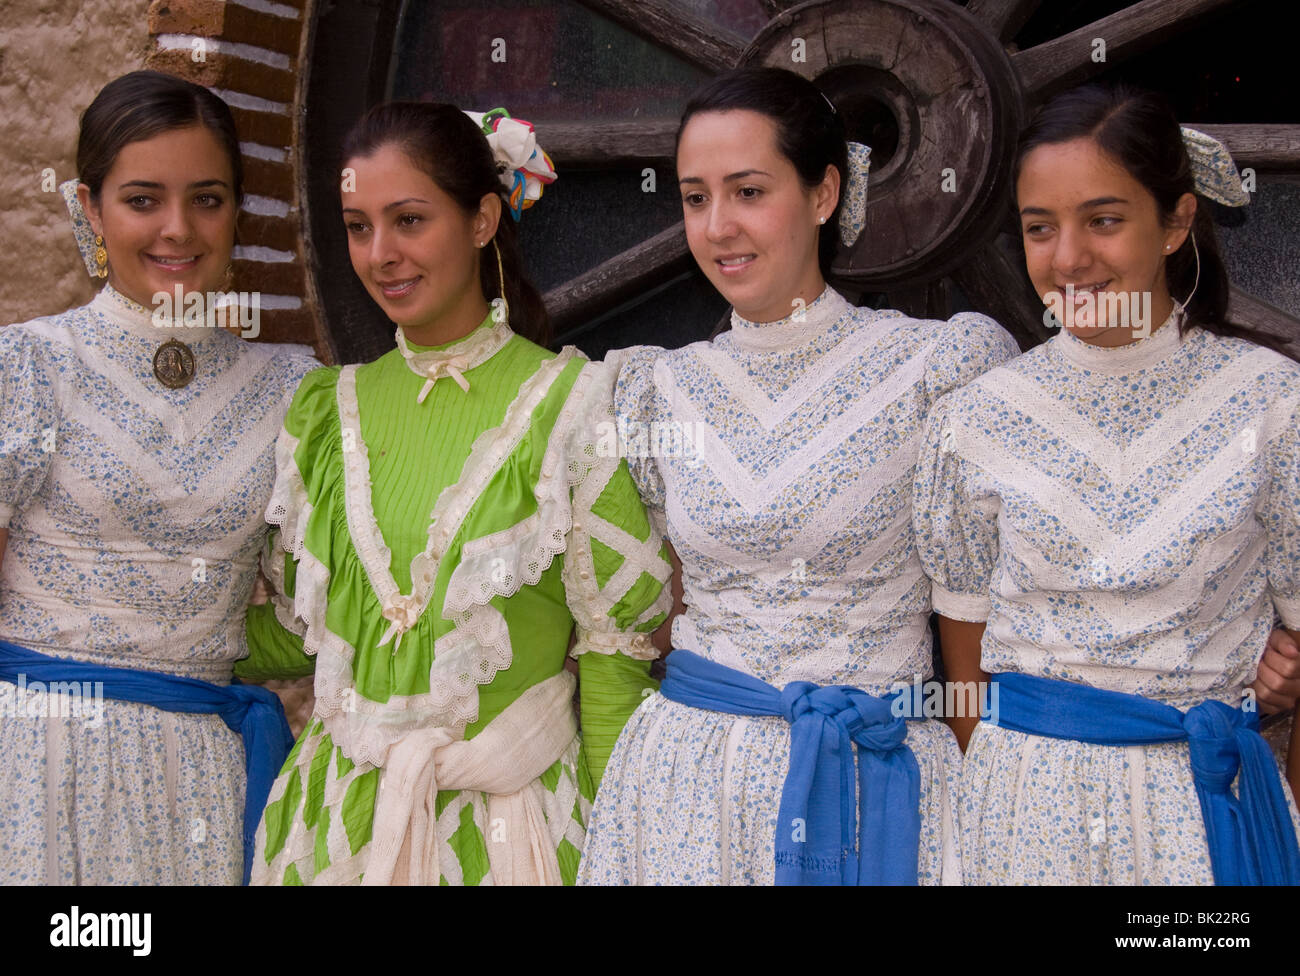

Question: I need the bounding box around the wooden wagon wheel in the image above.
[537,0,1300,352]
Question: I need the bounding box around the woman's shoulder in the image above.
[2,300,92,346]
[251,340,321,381]
[881,308,1021,398]
[0,303,95,382]
[281,360,343,426]
[601,344,672,424]
[1193,322,1300,372]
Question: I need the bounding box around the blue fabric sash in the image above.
[990,671,1300,885]
[0,639,294,885]
[659,649,922,885]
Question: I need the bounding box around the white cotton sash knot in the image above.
[361,670,577,886]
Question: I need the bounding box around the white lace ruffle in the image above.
[269,350,628,767]
[260,534,306,637]
[442,357,603,615]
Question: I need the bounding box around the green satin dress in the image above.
[239,311,671,884]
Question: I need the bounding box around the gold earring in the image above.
[94,235,108,278]
[492,239,509,326]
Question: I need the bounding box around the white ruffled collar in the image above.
[91,282,233,345]
[724,286,851,352]
[1052,308,1185,376]
[395,316,513,402]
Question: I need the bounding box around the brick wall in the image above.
[145,0,327,358]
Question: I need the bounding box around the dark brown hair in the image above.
[1015,84,1292,359]
[677,67,849,278]
[77,70,243,205]
[341,101,550,346]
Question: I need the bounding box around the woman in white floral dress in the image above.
[913,84,1300,885]
[578,68,1020,886]
[0,72,316,885]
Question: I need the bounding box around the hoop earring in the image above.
[1173,233,1201,313]
[492,239,509,326]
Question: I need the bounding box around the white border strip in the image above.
[240,141,289,163]
[234,245,297,263]
[242,195,291,218]
[212,88,290,115]
[155,34,291,71]
[232,0,301,19]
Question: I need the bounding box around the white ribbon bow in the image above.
[378,593,425,652]
[396,327,476,402]
[415,356,472,403]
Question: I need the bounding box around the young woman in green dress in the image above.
[245,102,672,885]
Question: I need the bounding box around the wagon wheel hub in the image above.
[743,0,1024,289]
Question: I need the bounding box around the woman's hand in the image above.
[651,541,684,656]
[1252,628,1300,716]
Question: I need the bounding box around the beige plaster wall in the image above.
[0,1,153,326]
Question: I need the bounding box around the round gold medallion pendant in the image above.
[153,338,196,389]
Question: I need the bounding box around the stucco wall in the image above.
[0,1,153,326]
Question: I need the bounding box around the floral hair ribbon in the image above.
[59,178,104,278]
[464,107,557,221]
[1181,127,1250,207]
[839,142,871,247]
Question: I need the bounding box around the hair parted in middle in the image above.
[677,67,849,277]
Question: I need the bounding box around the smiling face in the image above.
[341,143,499,345]
[78,125,237,308]
[677,109,838,324]
[1017,136,1194,344]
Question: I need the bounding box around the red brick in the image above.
[239,155,295,200]
[148,0,226,36]
[221,4,303,57]
[233,259,305,295]
[237,211,301,254]
[150,0,301,56]
[145,49,296,103]
[228,105,294,148]
[253,307,325,354]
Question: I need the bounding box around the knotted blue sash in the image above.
[0,639,294,885]
[990,671,1300,885]
[659,649,922,885]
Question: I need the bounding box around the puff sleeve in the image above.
[609,345,669,539]
[234,367,337,681]
[1261,395,1300,630]
[562,359,673,785]
[0,327,56,529]
[923,312,1020,408]
[912,391,1000,623]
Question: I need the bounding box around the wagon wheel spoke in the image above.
[1229,287,1300,355]
[573,0,746,73]
[544,222,691,333]
[537,119,677,169]
[1012,0,1240,100]
[1193,125,1300,172]
[965,0,1042,44]
[951,237,1053,351]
